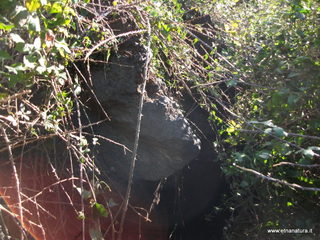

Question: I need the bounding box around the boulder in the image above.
[95,96,201,181]
[89,42,201,181]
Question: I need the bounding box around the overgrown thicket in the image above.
[212,0,320,239]
[0,0,232,239]
[0,0,319,239]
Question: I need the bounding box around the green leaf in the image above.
[264,128,272,134]
[50,2,63,14]
[74,84,81,95]
[0,50,12,60]
[301,149,315,158]
[54,41,71,58]
[34,37,41,49]
[5,63,26,74]
[94,203,109,218]
[23,56,36,69]
[308,146,320,151]
[257,151,271,159]
[28,15,41,32]
[36,66,46,74]
[12,6,29,27]
[249,120,275,127]
[234,152,246,163]
[287,202,293,207]
[226,79,238,87]
[10,33,25,43]
[298,157,312,165]
[287,94,299,106]
[273,127,288,137]
[0,22,15,31]
[26,0,41,12]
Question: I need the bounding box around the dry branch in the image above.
[117,17,152,240]
[84,29,146,61]
[235,164,320,192]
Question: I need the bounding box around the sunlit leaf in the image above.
[273,127,288,137]
[28,15,41,32]
[34,36,41,49]
[26,0,41,12]
[10,33,25,43]
[0,22,14,31]
[94,202,109,218]
[301,149,315,158]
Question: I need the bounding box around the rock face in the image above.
[89,40,201,181]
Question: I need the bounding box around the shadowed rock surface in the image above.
[89,41,201,181]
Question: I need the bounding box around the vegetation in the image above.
[0,0,319,239]
[212,0,320,239]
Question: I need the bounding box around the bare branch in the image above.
[273,162,320,168]
[234,164,320,192]
[84,29,146,61]
[1,127,25,239]
[117,17,152,240]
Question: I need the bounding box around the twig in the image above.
[20,177,79,203]
[234,164,320,191]
[241,126,320,158]
[68,70,86,240]
[72,62,111,120]
[273,162,320,168]
[1,127,24,239]
[82,132,132,153]
[84,29,146,61]
[117,18,152,240]
[0,90,31,103]
[239,129,320,141]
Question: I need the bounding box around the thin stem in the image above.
[117,17,152,240]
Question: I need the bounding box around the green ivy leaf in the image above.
[28,15,41,32]
[26,0,41,12]
[287,201,293,207]
[0,50,12,60]
[257,151,271,159]
[23,56,36,69]
[10,33,25,43]
[273,127,288,137]
[94,203,109,218]
[287,94,299,106]
[264,128,272,134]
[5,63,26,74]
[308,146,320,151]
[301,149,315,158]
[0,22,15,31]
[34,36,41,49]
[50,2,63,14]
